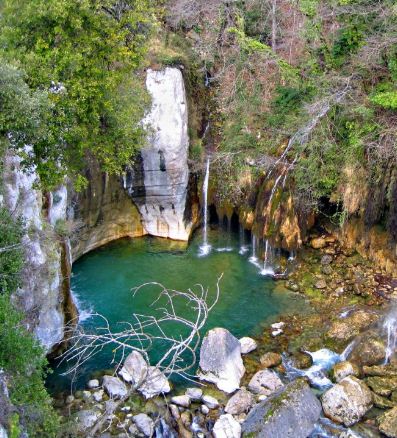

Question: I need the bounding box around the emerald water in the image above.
[48,227,309,394]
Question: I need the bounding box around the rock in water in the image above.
[133,413,154,437]
[242,379,321,438]
[129,67,192,241]
[378,406,397,437]
[225,388,254,415]
[247,369,283,396]
[239,337,257,354]
[102,376,128,399]
[331,361,359,383]
[198,328,245,393]
[321,376,373,426]
[119,350,148,385]
[213,414,241,438]
[137,366,171,399]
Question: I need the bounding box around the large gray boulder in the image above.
[247,369,283,396]
[242,379,321,438]
[137,366,171,399]
[102,375,128,399]
[198,328,245,393]
[321,376,373,426]
[119,350,148,385]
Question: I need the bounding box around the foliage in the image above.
[0,0,155,189]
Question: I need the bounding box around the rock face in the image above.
[378,406,397,437]
[213,414,241,438]
[242,379,321,438]
[321,376,373,426]
[198,328,245,393]
[2,150,76,352]
[127,67,193,241]
[247,369,283,396]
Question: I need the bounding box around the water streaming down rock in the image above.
[260,239,275,276]
[383,306,397,364]
[127,67,192,241]
[239,224,249,255]
[249,233,259,265]
[199,157,211,256]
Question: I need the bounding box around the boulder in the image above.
[363,364,397,377]
[327,310,379,342]
[242,379,321,438]
[331,361,359,383]
[350,336,386,367]
[102,376,128,399]
[185,387,202,401]
[198,328,245,393]
[202,395,219,409]
[373,393,396,409]
[225,388,254,415]
[311,237,326,249]
[201,404,209,415]
[239,337,257,354]
[171,395,190,408]
[378,406,397,437]
[119,351,148,385]
[76,410,101,431]
[365,376,397,397]
[260,352,282,368]
[93,389,104,402]
[138,366,171,399]
[213,414,241,438]
[291,352,313,369]
[133,413,154,437]
[247,369,283,396]
[321,376,373,426]
[87,379,99,389]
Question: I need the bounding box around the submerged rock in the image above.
[213,414,241,438]
[133,413,154,437]
[225,388,254,415]
[138,366,170,399]
[378,406,397,437]
[119,350,148,385]
[198,328,245,393]
[239,337,257,354]
[242,379,321,438]
[247,369,283,396]
[102,376,128,399]
[321,376,373,426]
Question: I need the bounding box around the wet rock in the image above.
[311,237,326,249]
[260,352,282,368]
[76,410,101,431]
[331,361,359,383]
[363,364,397,377]
[242,379,321,438]
[225,388,254,415]
[88,379,100,389]
[133,413,154,437]
[102,376,128,399]
[271,322,285,330]
[185,387,202,401]
[213,414,241,438]
[247,369,283,396]
[315,279,327,289]
[292,352,313,369]
[198,328,245,393]
[373,393,397,409]
[119,350,148,385]
[321,376,373,426]
[321,254,333,265]
[138,366,171,399]
[171,395,191,408]
[378,406,397,437]
[327,310,379,342]
[350,336,386,367]
[202,395,219,409]
[365,376,397,397]
[239,337,257,354]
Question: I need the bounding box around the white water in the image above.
[199,157,211,256]
[260,239,275,276]
[239,225,249,255]
[71,289,93,323]
[383,308,397,364]
[249,234,260,267]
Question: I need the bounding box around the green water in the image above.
[48,228,309,393]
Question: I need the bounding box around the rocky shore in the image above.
[55,231,397,437]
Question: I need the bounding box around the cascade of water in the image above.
[249,234,261,268]
[267,173,283,209]
[383,309,397,364]
[239,224,249,254]
[260,239,275,276]
[199,157,211,256]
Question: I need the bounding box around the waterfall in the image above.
[239,224,249,254]
[199,157,211,256]
[383,308,397,364]
[249,234,260,267]
[260,239,275,276]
